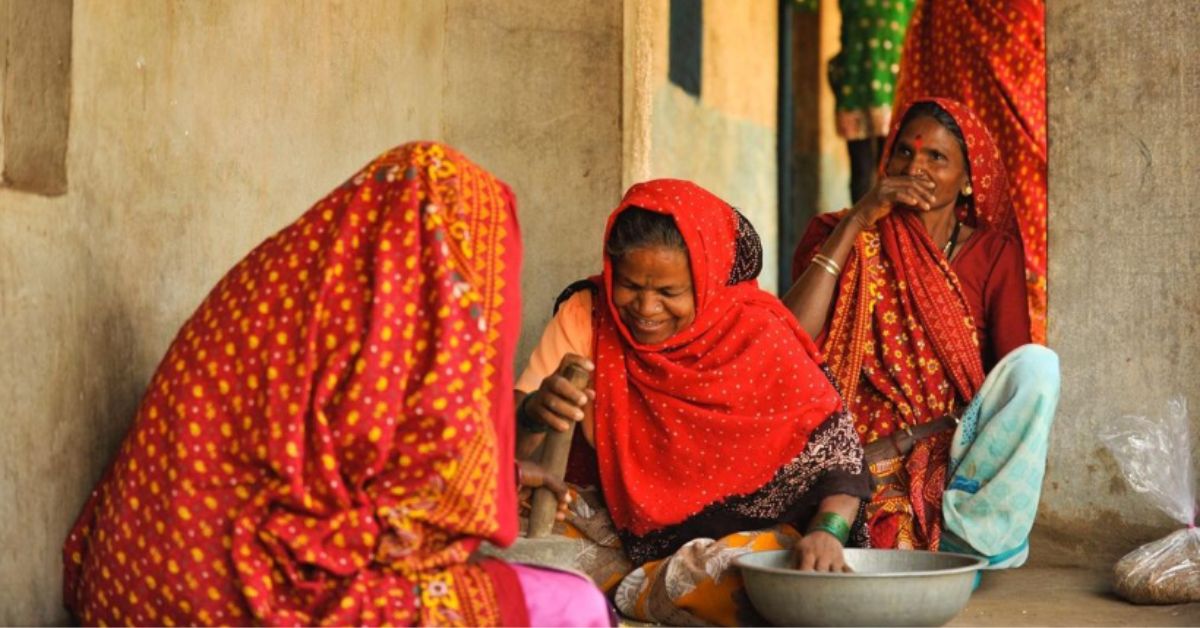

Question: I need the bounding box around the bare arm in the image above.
[514,391,543,460]
[781,215,867,338]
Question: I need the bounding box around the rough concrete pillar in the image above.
[1041,1,1200,560]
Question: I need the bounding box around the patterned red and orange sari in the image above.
[896,0,1047,342]
[795,99,1016,550]
[64,143,526,626]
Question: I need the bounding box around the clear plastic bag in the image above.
[1101,395,1200,604]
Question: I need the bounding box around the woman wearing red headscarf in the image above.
[895,0,1048,343]
[786,99,1059,570]
[515,180,870,625]
[62,143,612,626]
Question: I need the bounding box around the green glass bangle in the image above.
[807,511,851,545]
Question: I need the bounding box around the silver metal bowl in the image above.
[736,548,986,627]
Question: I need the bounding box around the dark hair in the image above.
[605,207,688,258]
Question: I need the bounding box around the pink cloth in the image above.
[511,564,613,627]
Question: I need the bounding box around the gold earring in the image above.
[963,184,973,196]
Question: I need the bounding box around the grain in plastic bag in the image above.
[1100,396,1200,604]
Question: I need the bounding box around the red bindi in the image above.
[913,134,923,151]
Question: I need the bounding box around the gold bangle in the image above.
[811,254,841,277]
[813,254,842,274]
[810,257,838,276]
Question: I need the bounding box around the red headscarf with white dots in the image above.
[592,179,843,549]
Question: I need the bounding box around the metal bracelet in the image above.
[810,255,840,277]
[812,253,842,276]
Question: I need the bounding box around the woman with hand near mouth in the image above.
[785,98,1060,569]
[514,180,870,625]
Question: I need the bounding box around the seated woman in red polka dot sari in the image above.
[785,98,1060,569]
[63,142,612,626]
[514,180,870,625]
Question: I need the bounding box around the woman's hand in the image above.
[849,174,938,228]
[516,459,572,521]
[524,354,594,432]
[793,531,852,573]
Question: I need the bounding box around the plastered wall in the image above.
[442,0,623,361]
[815,0,853,217]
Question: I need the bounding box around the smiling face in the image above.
[611,245,696,345]
[885,114,971,214]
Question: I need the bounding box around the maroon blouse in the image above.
[792,223,1031,374]
[949,228,1031,371]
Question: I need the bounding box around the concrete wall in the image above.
[0,1,621,623]
[626,0,781,290]
[1040,1,1200,563]
[443,0,623,362]
[780,0,853,284]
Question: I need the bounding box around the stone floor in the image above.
[950,564,1199,626]
[949,528,1199,627]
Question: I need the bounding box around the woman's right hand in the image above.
[517,459,572,520]
[849,174,938,229]
[523,354,594,432]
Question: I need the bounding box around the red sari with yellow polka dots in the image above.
[63,143,527,626]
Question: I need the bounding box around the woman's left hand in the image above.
[516,459,572,520]
[793,531,852,572]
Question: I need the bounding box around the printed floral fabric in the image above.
[829,0,917,140]
[794,99,1016,550]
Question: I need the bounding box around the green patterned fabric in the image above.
[828,0,915,138]
[941,344,1060,569]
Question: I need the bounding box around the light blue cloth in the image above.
[940,344,1060,569]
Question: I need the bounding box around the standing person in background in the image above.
[828,0,916,202]
[895,0,1048,343]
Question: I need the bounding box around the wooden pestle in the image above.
[526,363,589,538]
